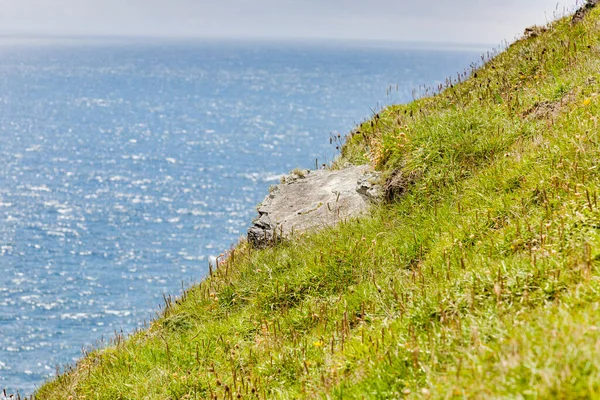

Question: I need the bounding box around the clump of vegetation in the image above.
[291,168,307,178]
[35,5,600,399]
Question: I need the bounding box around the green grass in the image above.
[35,7,600,400]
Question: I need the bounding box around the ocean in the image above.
[0,37,482,394]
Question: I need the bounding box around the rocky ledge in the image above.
[248,165,382,248]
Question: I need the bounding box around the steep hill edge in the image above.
[34,4,600,399]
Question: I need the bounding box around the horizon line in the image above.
[0,33,496,52]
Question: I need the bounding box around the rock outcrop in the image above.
[572,0,598,24]
[248,165,382,248]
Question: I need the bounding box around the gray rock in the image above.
[356,171,384,203]
[248,165,382,248]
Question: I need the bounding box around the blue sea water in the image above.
[0,37,482,394]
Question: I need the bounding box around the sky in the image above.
[0,0,581,44]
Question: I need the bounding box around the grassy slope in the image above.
[36,8,600,400]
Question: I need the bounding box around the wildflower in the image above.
[584,98,592,106]
[313,340,324,348]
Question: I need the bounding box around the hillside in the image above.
[35,4,600,399]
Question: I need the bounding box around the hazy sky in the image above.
[0,0,580,44]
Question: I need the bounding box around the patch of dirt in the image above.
[572,0,598,24]
[523,25,548,39]
[384,169,420,202]
[521,90,577,120]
